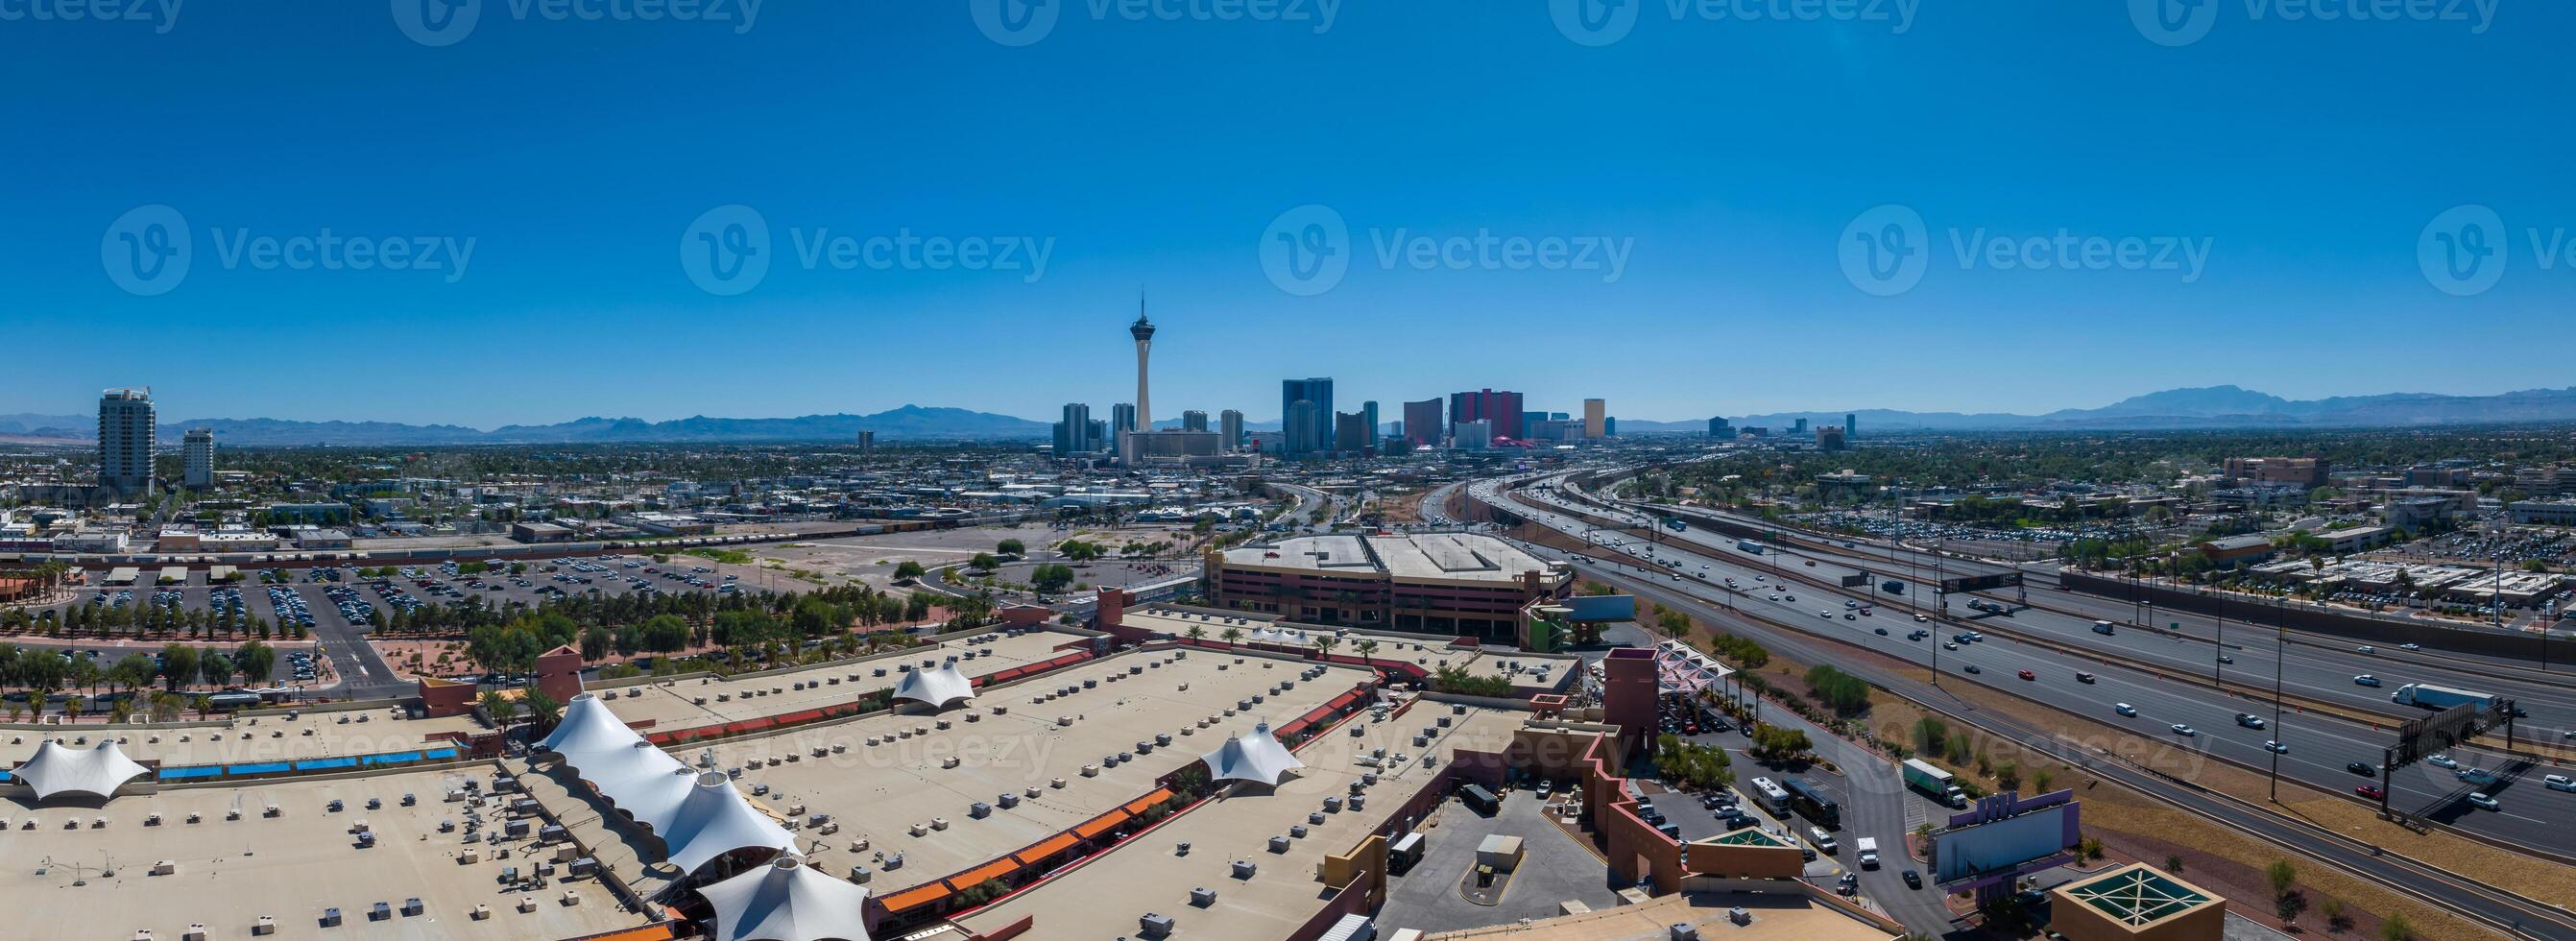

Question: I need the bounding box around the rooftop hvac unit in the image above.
[400,898,424,917]
[1139,912,1176,937]
[1190,886,1216,907]
[1231,859,1257,879]
[252,916,277,936]
[318,908,342,928]
[1269,835,1291,854]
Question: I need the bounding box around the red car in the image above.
[2017,669,2036,681]
[2356,784,2384,799]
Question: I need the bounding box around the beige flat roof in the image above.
[1419,890,1898,940]
[0,711,486,770]
[601,630,1076,730]
[692,651,1382,896]
[0,766,646,941]
[958,705,1527,940]
[1219,533,1554,585]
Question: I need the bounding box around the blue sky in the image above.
[2,0,2568,427]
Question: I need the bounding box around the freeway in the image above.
[1553,477,2576,736]
[1599,474,2576,687]
[1470,473,2576,860]
[1531,537,2576,939]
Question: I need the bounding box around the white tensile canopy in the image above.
[1249,627,1307,645]
[660,771,799,875]
[699,856,874,941]
[890,658,975,710]
[539,694,794,876]
[1198,720,1305,786]
[11,740,150,803]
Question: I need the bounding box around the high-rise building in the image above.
[1129,302,1155,431]
[1454,420,1493,449]
[1818,425,1846,450]
[1402,398,1443,446]
[1792,418,1809,436]
[1180,410,1209,432]
[1282,377,1334,455]
[1054,402,1095,453]
[1088,419,1107,448]
[1361,400,1379,446]
[98,388,156,495]
[1111,402,1137,434]
[1218,409,1244,451]
[1708,416,1732,439]
[1844,413,1856,440]
[1285,399,1322,455]
[1335,411,1371,453]
[1452,389,1526,441]
[1583,398,1606,439]
[855,430,875,457]
[182,427,214,489]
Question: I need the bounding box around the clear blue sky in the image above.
[3,0,2567,427]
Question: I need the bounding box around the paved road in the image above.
[1474,472,2576,868]
[1494,493,2576,938]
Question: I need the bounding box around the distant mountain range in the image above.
[0,405,1051,446]
[8,385,2576,446]
[1715,385,2576,433]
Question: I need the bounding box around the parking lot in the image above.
[1374,785,1623,932]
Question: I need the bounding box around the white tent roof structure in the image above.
[661,772,799,876]
[540,694,794,876]
[1198,720,1305,787]
[890,658,975,710]
[11,739,150,803]
[1249,626,1308,645]
[699,856,874,941]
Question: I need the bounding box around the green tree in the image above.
[2265,859,2298,899]
[996,538,1025,557]
[156,644,199,692]
[2378,913,2414,941]
[893,560,927,581]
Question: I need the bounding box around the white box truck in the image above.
[1857,836,1880,868]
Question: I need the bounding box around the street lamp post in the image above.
[2270,591,2287,802]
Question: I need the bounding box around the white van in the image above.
[2546,774,2576,793]
[1809,827,1839,855]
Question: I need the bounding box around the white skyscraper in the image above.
[97,388,156,495]
[182,427,214,489]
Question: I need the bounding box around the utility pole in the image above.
[2270,592,2286,802]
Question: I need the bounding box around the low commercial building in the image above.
[1207,533,1571,641]
[2198,535,2275,568]
[2510,499,2576,526]
[2318,525,2394,554]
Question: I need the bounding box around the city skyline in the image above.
[7,4,2571,426]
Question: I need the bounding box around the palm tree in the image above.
[1352,639,1379,665]
[478,689,516,728]
[1220,627,1243,649]
[1312,635,1340,661]
[1185,625,1207,646]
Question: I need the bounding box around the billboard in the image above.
[1932,791,2081,886]
[1564,593,1637,622]
[1840,573,1872,588]
[1939,572,2023,594]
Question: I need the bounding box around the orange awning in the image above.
[948,858,1021,892]
[879,882,954,913]
[1123,789,1174,816]
[1073,810,1129,839]
[1013,832,1081,865]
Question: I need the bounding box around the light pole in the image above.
[2270,592,2287,803]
